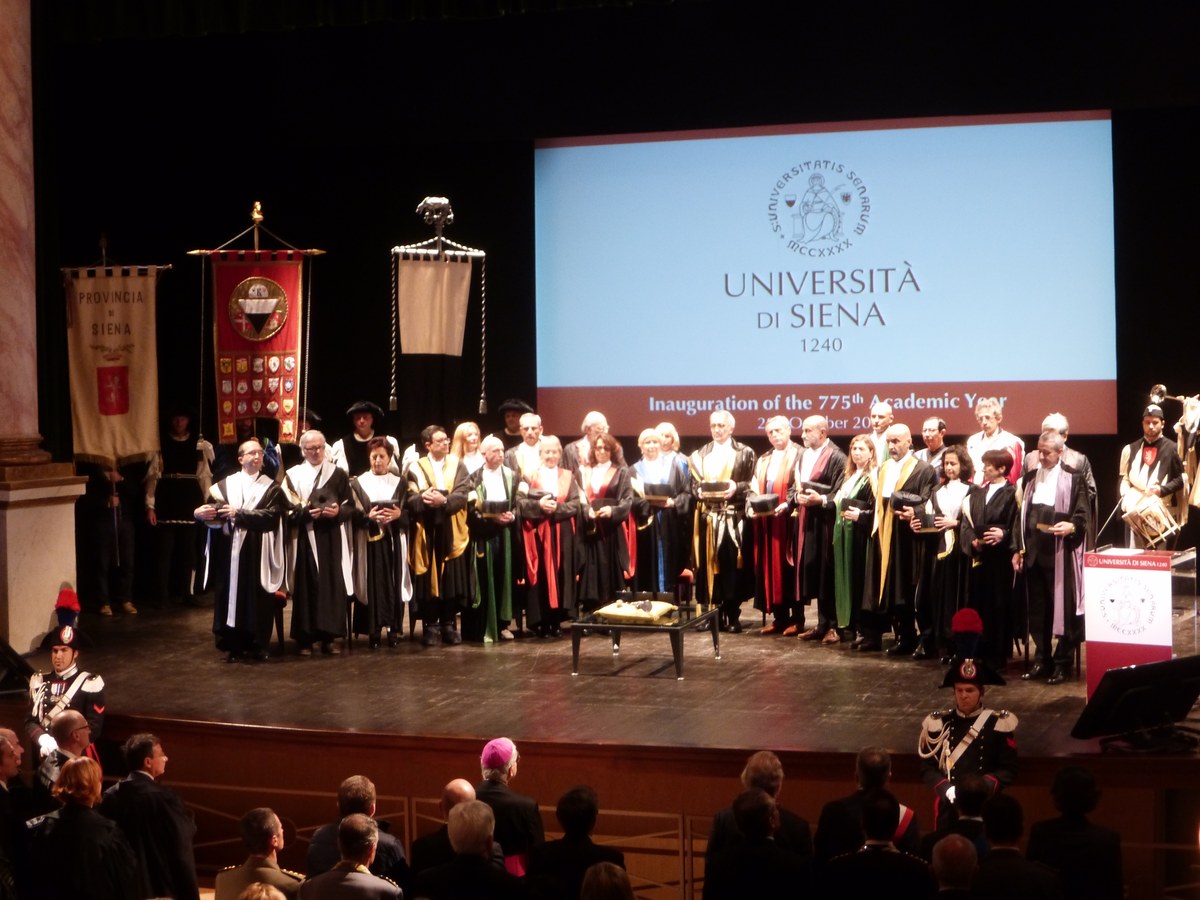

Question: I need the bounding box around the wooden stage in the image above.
[6,594,1200,900]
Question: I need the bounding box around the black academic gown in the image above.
[961,481,1018,665]
[286,463,354,645]
[577,464,634,611]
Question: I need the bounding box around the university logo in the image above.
[1097,575,1157,638]
[766,162,871,257]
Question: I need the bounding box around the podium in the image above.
[1081,549,1174,698]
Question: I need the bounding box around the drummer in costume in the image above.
[284,430,354,656]
[25,624,105,763]
[349,437,412,648]
[918,609,1018,830]
[195,438,287,662]
[746,416,801,635]
[406,424,475,646]
[329,400,411,477]
[793,415,847,643]
[630,428,692,595]
[464,435,521,643]
[1013,430,1090,684]
[518,436,584,637]
[1119,403,1186,547]
[690,410,757,633]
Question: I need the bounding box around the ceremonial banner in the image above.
[1082,549,1174,699]
[65,268,161,465]
[212,251,304,445]
[396,255,471,355]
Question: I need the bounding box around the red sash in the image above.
[522,469,575,609]
[753,447,796,611]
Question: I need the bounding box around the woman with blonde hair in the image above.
[450,421,484,474]
[28,757,138,899]
[832,434,877,647]
[630,428,692,594]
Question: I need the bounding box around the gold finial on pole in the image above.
[251,201,263,251]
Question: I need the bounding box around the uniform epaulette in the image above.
[993,709,1019,731]
[282,868,304,881]
[921,712,945,732]
[81,674,105,691]
[29,672,44,689]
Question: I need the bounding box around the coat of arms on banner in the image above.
[252,378,263,393]
[283,399,294,414]
[228,277,289,342]
[268,377,280,393]
[220,358,233,374]
[283,377,295,393]
[268,356,280,373]
[284,356,296,372]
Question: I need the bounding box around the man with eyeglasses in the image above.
[284,431,354,656]
[36,710,92,794]
[406,425,475,646]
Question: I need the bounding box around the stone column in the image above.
[0,0,86,653]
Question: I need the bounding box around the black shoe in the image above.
[886,640,917,658]
[1022,662,1051,680]
[369,636,380,650]
[856,640,882,652]
[251,650,270,662]
[1046,665,1071,685]
[224,651,240,663]
[441,626,463,645]
[911,643,934,661]
[422,627,441,647]
[387,631,400,648]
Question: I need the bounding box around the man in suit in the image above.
[814,746,920,868]
[413,800,529,900]
[215,807,303,900]
[974,794,1062,900]
[99,733,200,900]
[475,737,543,876]
[411,778,504,877]
[706,750,813,865]
[930,833,977,899]
[527,785,624,900]
[299,814,401,900]
[307,775,409,895]
[35,710,90,796]
[820,790,936,899]
[703,788,811,900]
[1026,766,1120,900]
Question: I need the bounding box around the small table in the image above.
[571,605,721,680]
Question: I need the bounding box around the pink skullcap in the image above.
[481,737,517,770]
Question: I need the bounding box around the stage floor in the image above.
[15,593,1200,758]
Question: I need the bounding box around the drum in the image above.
[1121,490,1181,546]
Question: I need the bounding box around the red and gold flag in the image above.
[212,251,304,445]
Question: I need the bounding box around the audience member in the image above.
[974,793,1061,900]
[706,750,813,865]
[820,789,936,899]
[36,710,91,796]
[918,772,990,862]
[579,861,635,900]
[703,788,810,900]
[813,746,920,867]
[930,833,977,899]
[411,779,486,877]
[238,885,289,900]
[307,775,410,894]
[527,785,625,900]
[1026,766,1121,900]
[413,799,530,900]
[28,757,138,900]
[216,807,304,900]
[476,737,544,875]
[100,732,200,900]
[0,732,26,900]
[298,814,401,900]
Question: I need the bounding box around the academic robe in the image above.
[831,469,875,630]
[27,803,139,900]
[916,479,972,656]
[747,442,801,619]
[577,463,634,610]
[961,481,1018,664]
[466,464,520,642]
[865,455,938,613]
[406,454,475,619]
[285,461,354,645]
[689,440,757,615]
[100,773,200,900]
[794,441,847,629]
[349,472,411,638]
[200,471,287,654]
[518,467,584,625]
[630,456,693,594]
